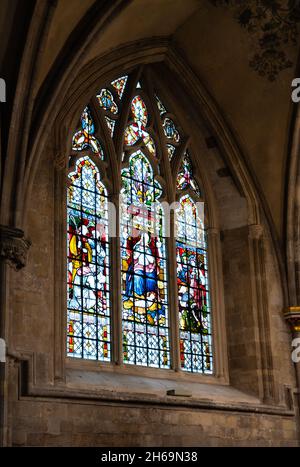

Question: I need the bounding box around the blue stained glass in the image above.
[97,89,118,114]
[120,150,170,368]
[67,156,111,361]
[163,117,180,143]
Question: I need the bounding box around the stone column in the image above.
[284,307,300,421]
[248,224,275,403]
[0,225,30,446]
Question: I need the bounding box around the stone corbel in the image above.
[284,307,300,334]
[0,225,31,270]
[248,223,264,241]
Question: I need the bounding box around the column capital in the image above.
[0,225,31,270]
[248,224,264,240]
[284,307,300,333]
[206,227,220,236]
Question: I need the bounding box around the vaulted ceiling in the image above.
[1,0,299,241]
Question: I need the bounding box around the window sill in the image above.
[12,353,294,417]
[47,362,292,417]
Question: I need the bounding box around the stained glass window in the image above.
[67,71,214,376]
[167,144,176,161]
[120,150,170,368]
[156,95,167,115]
[97,89,118,114]
[124,94,156,158]
[67,156,111,361]
[175,195,212,373]
[72,107,103,157]
[105,116,116,137]
[175,148,212,373]
[177,151,201,196]
[111,75,128,98]
[163,117,180,143]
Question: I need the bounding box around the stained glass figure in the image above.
[177,152,201,196]
[67,156,110,361]
[167,144,176,161]
[176,195,212,374]
[97,89,118,114]
[120,150,170,368]
[163,117,180,143]
[124,95,156,157]
[111,75,128,99]
[131,95,148,127]
[72,107,103,157]
[143,133,156,156]
[156,95,167,116]
[124,124,140,146]
[105,116,116,137]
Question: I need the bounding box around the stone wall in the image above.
[4,71,299,448]
[10,399,298,447]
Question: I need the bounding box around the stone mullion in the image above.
[145,69,180,372]
[109,191,123,366]
[207,227,228,380]
[168,211,181,372]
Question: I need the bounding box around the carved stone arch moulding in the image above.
[24,39,263,230]
[40,51,231,384]
[19,42,286,389]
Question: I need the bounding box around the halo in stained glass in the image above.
[175,195,212,374]
[111,75,128,99]
[120,150,170,368]
[177,152,201,197]
[163,117,180,143]
[67,156,111,361]
[97,89,118,114]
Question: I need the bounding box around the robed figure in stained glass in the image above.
[67,157,111,360]
[68,217,107,312]
[121,149,170,367]
[122,231,166,325]
[177,247,207,334]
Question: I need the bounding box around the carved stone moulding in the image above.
[284,307,300,333]
[0,225,31,270]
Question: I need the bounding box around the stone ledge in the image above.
[14,366,293,417]
[19,385,295,417]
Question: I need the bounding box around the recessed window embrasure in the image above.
[66,73,213,374]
